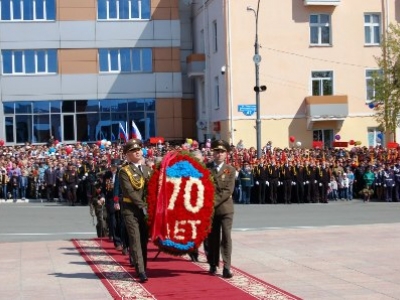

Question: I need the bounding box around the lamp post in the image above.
[247,0,265,159]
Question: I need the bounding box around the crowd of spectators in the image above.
[1,137,399,204]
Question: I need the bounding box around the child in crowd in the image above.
[346,168,355,200]
[328,176,338,201]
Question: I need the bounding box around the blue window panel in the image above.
[14,51,23,73]
[25,50,35,73]
[132,49,140,71]
[141,0,150,19]
[97,0,107,19]
[119,0,129,19]
[99,49,108,71]
[23,0,34,20]
[131,0,139,18]
[110,49,119,71]
[120,48,131,72]
[37,50,46,72]
[35,0,44,19]
[12,0,22,19]
[109,0,117,18]
[1,0,11,20]
[142,48,152,72]
[46,0,55,20]
[2,50,13,74]
[15,101,32,113]
[4,103,14,114]
[47,49,57,73]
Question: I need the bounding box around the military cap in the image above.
[123,139,142,154]
[211,139,230,152]
[111,159,122,166]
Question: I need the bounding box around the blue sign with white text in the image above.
[238,104,257,116]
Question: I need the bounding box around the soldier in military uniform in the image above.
[90,186,108,238]
[280,160,293,204]
[206,140,236,278]
[239,162,254,204]
[267,159,279,204]
[63,163,79,206]
[102,159,123,250]
[119,139,152,283]
[79,157,97,206]
[254,161,268,204]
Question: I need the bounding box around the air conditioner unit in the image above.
[196,120,207,130]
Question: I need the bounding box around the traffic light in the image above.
[253,85,267,92]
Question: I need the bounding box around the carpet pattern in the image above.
[73,239,302,300]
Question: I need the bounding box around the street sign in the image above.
[238,104,257,116]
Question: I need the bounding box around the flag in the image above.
[119,123,128,142]
[131,120,142,140]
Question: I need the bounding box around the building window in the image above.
[97,0,150,20]
[366,69,380,103]
[310,14,331,45]
[311,71,333,96]
[3,99,156,144]
[313,129,333,148]
[368,128,384,147]
[2,49,57,75]
[214,76,219,109]
[212,20,218,53]
[0,0,56,21]
[364,13,380,45]
[99,48,152,73]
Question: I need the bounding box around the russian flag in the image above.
[119,123,128,142]
[131,120,142,140]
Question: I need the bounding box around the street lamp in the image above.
[247,1,266,159]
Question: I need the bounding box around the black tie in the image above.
[138,165,143,174]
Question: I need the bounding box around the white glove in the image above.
[256,181,259,185]
[277,181,280,186]
[142,207,148,216]
[319,183,322,187]
[82,176,86,180]
[64,185,67,190]
[293,182,296,186]
[303,182,306,185]
[314,180,318,184]
[266,181,269,186]
[85,173,88,177]
[75,185,78,188]
[306,181,309,184]
[384,184,387,187]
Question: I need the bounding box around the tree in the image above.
[371,23,400,143]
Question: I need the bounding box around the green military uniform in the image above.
[119,139,152,281]
[206,140,236,278]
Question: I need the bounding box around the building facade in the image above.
[0,0,196,145]
[188,0,400,149]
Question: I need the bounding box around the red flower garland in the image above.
[146,151,215,256]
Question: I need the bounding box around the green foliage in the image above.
[372,23,400,141]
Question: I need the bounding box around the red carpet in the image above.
[73,238,302,300]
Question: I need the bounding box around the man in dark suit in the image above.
[44,162,57,202]
[119,139,152,283]
[206,140,236,278]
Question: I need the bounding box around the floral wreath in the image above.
[146,150,215,256]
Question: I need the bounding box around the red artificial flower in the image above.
[146,151,215,256]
